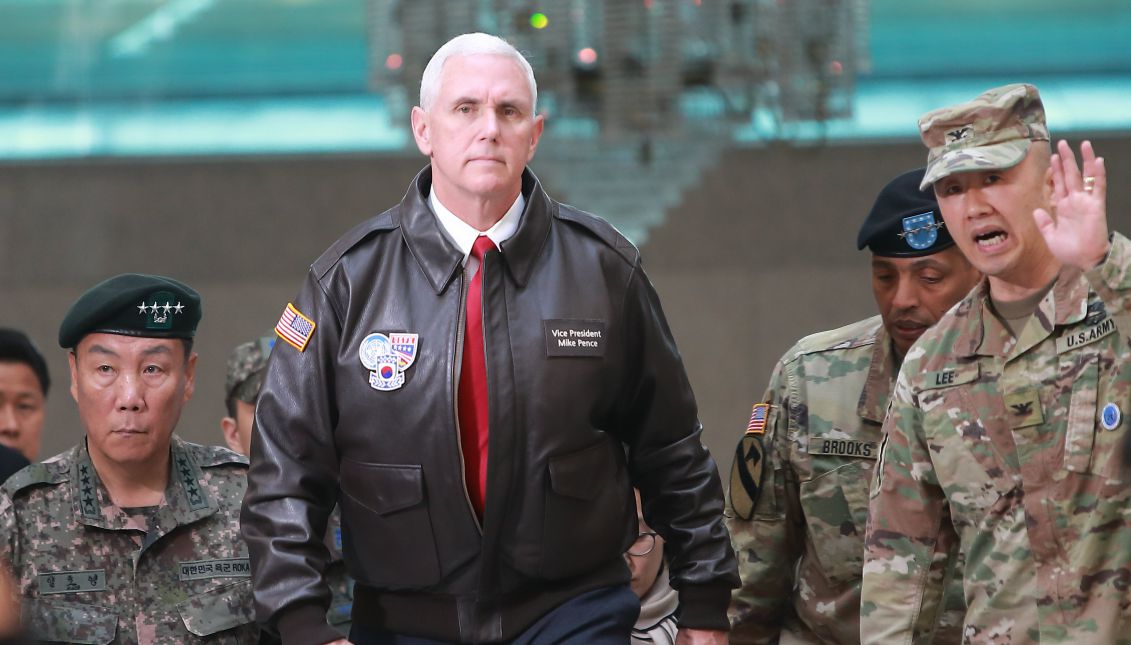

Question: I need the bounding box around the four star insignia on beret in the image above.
[136,291,186,329]
[136,300,185,315]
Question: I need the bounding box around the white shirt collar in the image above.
[429,189,525,264]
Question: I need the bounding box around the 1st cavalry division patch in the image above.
[730,403,770,520]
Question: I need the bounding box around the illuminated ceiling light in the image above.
[530,12,549,29]
[386,54,403,70]
[577,48,598,65]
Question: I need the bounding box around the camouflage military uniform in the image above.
[0,436,258,644]
[728,316,964,644]
[322,508,354,628]
[862,232,1131,644]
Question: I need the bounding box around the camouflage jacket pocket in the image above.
[23,597,117,644]
[1062,350,1099,474]
[177,579,257,638]
[798,461,869,584]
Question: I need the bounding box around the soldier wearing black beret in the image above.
[726,167,980,643]
[0,273,260,643]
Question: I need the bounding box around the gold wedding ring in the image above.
[1084,176,1096,192]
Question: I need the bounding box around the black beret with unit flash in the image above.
[856,167,955,258]
[58,273,202,349]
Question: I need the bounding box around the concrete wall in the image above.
[4,137,1128,475]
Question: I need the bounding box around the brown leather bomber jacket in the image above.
[241,168,739,644]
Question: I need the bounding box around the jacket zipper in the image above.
[453,267,483,535]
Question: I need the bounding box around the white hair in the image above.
[418,32,537,112]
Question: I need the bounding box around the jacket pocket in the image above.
[1063,351,1099,474]
[540,439,633,579]
[798,461,869,585]
[338,459,441,587]
[178,579,257,639]
[23,598,117,644]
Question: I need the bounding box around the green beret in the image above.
[58,274,202,349]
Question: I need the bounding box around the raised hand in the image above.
[1034,139,1109,271]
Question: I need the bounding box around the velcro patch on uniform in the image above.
[178,558,251,581]
[745,403,770,435]
[1004,389,1044,428]
[807,437,879,459]
[922,364,979,390]
[544,319,606,357]
[38,570,107,595]
[729,434,765,520]
[275,303,316,352]
[1056,317,1116,354]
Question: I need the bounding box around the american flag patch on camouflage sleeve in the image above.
[746,403,769,435]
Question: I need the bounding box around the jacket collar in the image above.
[958,269,1091,358]
[857,326,897,424]
[71,436,217,532]
[397,167,552,294]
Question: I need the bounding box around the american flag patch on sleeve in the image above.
[275,303,316,352]
[746,403,770,435]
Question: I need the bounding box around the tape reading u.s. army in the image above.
[38,569,107,595]
[178,558,251,581]
[807,437,879,459]
[1057,317,1116,354]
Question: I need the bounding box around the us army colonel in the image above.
[862,84,1131,643]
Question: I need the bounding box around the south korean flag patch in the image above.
[359,332,418,391]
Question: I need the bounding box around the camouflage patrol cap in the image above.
[918,83,1049,190]
[225,335,275,408]
[857,167,954,258]
[58,273,201,349]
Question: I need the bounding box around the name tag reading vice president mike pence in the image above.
[544,319,606,357]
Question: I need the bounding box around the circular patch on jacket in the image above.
[1102,403,1121,431]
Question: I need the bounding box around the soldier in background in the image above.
[862,84,1130,642]
[221,334,355,630]
[0,328,51,462]
[0,273,258,643]
[727,167,980,643]
[627,489,679,644]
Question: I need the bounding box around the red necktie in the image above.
[459,235,496,519]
